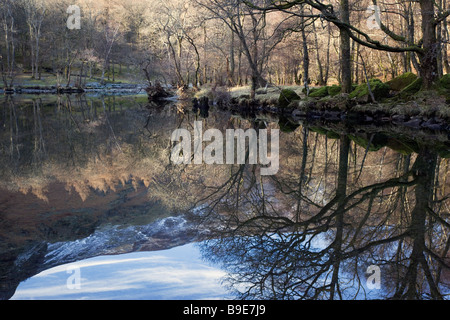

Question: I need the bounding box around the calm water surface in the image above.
[0,94,449,300]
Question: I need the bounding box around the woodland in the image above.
[2,0,450,103]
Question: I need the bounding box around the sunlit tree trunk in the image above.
[339,0,352,93]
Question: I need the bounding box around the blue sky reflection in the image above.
[11,243,230,300]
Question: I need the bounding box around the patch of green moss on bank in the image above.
[308,86,329,98]
[278,89,300,107]
[326,131,340,139]
[327,85,342,96]
[386,72,418,91]
[385,138,418,155]
[399,77,423,99]
[308,126,329,135]
[349,79,390,102]
[439,74,450,90]
[349,133,389,151]
[278,116,300,132]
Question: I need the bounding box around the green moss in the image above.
[349,79,390,101]
[349,133,389,151]
[308,126,329,135]
[278,89,300,107]
[326,131,340,139]
[327,85,341,96]
[439,74,450,90]
[386,72,418,91]
[438,150,450,158]
[278,116,300,133]
[303,85,345,97]
[302,87,317,95]
[436,144,450,158]
[308,126,340,139]
[309,86,329,98]
[386,138,416,155]
[436,74,450,102]
[399,77,423,99]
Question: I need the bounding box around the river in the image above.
[0,93,449,300]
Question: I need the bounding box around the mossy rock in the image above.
[439,74,450,90]
[327,85,341,96]
[278,116,300,133]
[308,126,329,135]
[386,72,418,91]
[326,131,340,139]
[349,79,390,101]
[386,138,416,155]
[278,89,300,107]
[436,144,450,158]
[303,85,346,97]
[309,126,341,139]
[309,86,329,98]
[349,133,389,151]
[436,74,450,101]
[399,77,423,99]
[438,149,450,158]
[302,87,318,95]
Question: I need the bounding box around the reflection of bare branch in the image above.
[199,129,449,300]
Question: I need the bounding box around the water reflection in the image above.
[0,94,449,300]
[198,140,449,299]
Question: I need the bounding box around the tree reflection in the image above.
[198,129,450,300]
[0,95,448,300]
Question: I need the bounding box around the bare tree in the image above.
[247,0,450,90]
[0,0,16,89]
[198,0,295,98]
[22,0,46,80]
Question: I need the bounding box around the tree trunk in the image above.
[330,136,350,300]
[301,12,310,93]
[228,30,235,86]
[443,0,450,74]
[312,21,325,85]
[339,0,352,93]
[419,0,439,89]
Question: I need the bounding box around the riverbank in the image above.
[0,82,147,95]
[4,73,450,133]
[189,86,450,158]
[192,77,450,133]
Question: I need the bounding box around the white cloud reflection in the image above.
[11,243,230,300]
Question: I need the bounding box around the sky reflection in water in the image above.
[11,243,229,300]
[1,95,449,300]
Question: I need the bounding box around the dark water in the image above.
[0,94,449,300]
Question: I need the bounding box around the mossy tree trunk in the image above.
[418,0,439,89]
